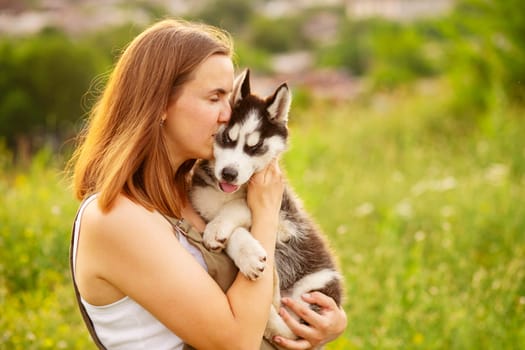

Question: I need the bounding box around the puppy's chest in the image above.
[191,185,247,221]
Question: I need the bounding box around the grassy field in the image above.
[1,81,524,349]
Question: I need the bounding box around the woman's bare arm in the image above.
[76,161,283,350]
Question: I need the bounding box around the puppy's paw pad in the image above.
[203,221,233,252]
[236,242,268,280]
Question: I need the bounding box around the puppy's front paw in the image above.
[203,220,233,252]
[228,229,267,280]
[237,241,267,280]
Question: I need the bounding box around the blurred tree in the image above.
[317,18,437,88]
[368,22,437,89]
[247,15,309,53]
[192,0,260,34]
[233,39,273,72]
[316,18,373,76]
[444,0,525,114]
[82,23,143,61]
[0,30,108,160]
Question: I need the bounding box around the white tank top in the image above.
[71,194,207,349]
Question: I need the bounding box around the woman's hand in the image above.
[247,159,284,220]
[272,292,347,350]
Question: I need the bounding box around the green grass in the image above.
[1,81,524,349]
[284,83,525,349]
[0,149,92,349]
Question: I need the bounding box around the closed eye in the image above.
[208,88,230,103]
[248,143,261,152]
[220,130,235,146]
[244,142,266,155]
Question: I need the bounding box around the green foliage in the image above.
[80,23,143,62]
[247,15,313,54]
[0,148,91,348]
[0,149,73,293]
[316,18,374,75]
[283,85,525,349]
[317,0,524,107]
[0,31,108,151]
[119,0,170,20]
[317,18,439,88]
[424,0,525,117]
[368,23,439,89]
[233,40,273,73]
[192,0,260,34]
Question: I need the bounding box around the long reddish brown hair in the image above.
[69,19,233,217]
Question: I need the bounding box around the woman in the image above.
[69,18,346,349]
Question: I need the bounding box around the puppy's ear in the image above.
[266,83,291,124]
[230,69,251,106]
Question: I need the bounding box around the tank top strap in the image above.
[70,194,108,350]
[163,216,239,294]
[164,216,204,243]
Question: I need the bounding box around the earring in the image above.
[160,118,165,126]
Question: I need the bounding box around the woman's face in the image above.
[164,54,234,162]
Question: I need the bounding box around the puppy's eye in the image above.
[245,142,266,155]
[221,131,234,146]
[248,144,261,152]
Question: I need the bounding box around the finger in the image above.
[250,159,280,184]
[282,297,324,329]
[278,306,316,340]
[249,166,269,184]
[301,292,338,311]
[273,336,312,350]
[264,160,283,186]
[270,158,281,174]
[264,158,281,180]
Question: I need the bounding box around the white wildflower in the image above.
[411,180,428,196]
[354,202,374,217]
[414,230,426,242]
[51,205,61,215]
[440,206,455,218]
[395,200,413,218]
[472,268,487,288]
[392,171,404,183]
[336,225,348,235]
[352,254,364,264]
[435,176,457,191]
[411,176,457,195]
[484,163,508,185]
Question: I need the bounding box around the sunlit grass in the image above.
[284,83,525,349]
[1,81,524,349]
[0,150,91,349]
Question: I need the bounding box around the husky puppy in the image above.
[190,70,343,347]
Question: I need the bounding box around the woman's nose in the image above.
[219,100,232,123]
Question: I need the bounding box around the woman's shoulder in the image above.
[81,194,170,241]
[83,194,140,223]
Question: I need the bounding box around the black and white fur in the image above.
[190,70,343,348]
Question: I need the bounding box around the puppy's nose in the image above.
[221,167,238,182]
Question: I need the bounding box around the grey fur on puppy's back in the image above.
[276,186,342,304]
